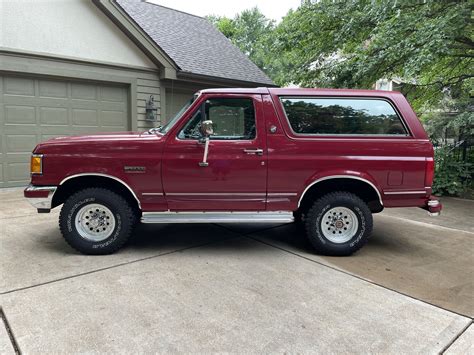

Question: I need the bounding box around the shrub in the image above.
[432,145,473,196]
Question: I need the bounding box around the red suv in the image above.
[24,88,441,255]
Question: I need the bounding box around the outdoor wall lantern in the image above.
[145,95,157,121]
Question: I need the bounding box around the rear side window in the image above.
[280,97,407,136]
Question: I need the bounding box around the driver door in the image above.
[161,94,267,211]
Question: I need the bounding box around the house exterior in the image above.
[0,0,274,188]
[374,78,403,91]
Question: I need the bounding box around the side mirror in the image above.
[200,120,214,137]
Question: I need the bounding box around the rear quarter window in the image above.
[280,97,408,136]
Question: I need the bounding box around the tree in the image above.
[207,15,237,38]
[209,2,473,196]
[276,0,473,112]
[207,8,282,79]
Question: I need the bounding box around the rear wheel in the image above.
[305,191,373,256]
[59,188,135,255]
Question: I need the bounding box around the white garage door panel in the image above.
[40,107,69,125]
[4,77,35,96]
[0,75,129,188]
[39,80,68,98]
[5,105,36,124]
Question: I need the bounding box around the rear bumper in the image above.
[420,196,442,216]
[24,184,57,212]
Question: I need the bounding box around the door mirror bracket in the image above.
[199,120,213,167]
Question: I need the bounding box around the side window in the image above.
[178,98,256,140]
[280,97,407,135]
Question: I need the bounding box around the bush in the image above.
[422,98,473,197]
[432,145,473,196]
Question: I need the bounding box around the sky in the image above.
[148,0,302,22]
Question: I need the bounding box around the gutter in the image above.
[176,71,278,88]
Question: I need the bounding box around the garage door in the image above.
[165,89,195,122]
[0,75,129,188]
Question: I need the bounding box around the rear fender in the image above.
[298,170,383,208]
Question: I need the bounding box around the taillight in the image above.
[425,158,434,187]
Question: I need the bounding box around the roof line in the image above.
[176,71,278,87]
[142,1,205,20]
[94,0,179,79]
[114,1,181,69]
[99,0,275,85]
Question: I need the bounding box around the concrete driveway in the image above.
[1,189,473,353]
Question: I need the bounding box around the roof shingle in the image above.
[116,0,274,85]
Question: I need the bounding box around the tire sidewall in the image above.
[306,193,372,255]
[60,189,132,254]
[315,201,366,249]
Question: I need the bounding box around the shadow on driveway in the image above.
[240,215,474,317]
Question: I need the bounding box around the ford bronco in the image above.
[24,88,442,255]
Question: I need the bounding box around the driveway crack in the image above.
[246,234,474,320]
[0,307,21,354]
[0,236,239,296]
[441,320,473,354]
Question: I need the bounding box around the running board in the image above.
[141,211,294,224]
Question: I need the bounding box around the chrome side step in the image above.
[141,211,294,224]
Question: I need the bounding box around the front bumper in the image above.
[24,184,57,212]
[420,196,442,216]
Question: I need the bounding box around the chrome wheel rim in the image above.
[321,207,359,243]
[75,204,115,242]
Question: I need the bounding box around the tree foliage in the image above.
[207,8,276,75]
[207,1,474,196]
[423,96,473,196]
[208,2,472,111]
[277,0,473,111]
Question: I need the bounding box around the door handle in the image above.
[243,148,264,156]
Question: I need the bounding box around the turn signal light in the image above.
[31,154,43,175]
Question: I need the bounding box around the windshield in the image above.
[157,93,199,134]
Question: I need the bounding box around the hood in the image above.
[45,131,144,143]
[33,131,163,153]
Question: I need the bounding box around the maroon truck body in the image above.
[24,88,441,255]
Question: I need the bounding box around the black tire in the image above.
[293,210,305,232]
[304,192,373,256]
[59,188,135,255]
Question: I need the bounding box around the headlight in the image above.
[30,154,43,175]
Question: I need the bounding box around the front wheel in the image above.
[59,188,136,255]
[305,192,373,256]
